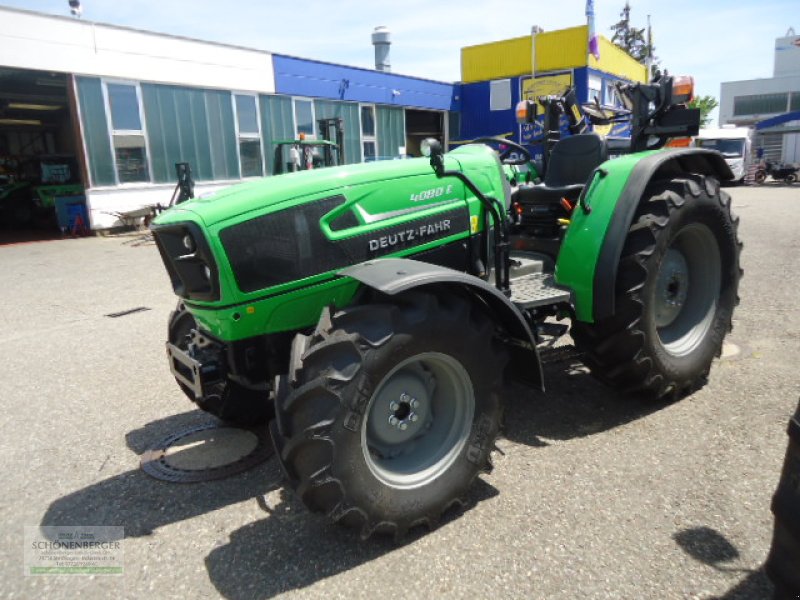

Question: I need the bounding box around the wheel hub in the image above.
[654,249,689,327]
[362,352,474,489]
[654,224,722,357]
[388,393,421,431]
[367,368,432,452]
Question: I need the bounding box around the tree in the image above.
[610,2,656,66]
[689,95,720,128]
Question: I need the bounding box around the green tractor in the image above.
[152,73,742,538]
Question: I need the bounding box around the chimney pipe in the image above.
[372,26,391,72]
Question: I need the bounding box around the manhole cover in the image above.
[141,423,274,483]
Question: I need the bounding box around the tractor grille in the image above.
[220,197,470,293]
[151,222,220,301]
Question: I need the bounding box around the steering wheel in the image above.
[470,137,532,165]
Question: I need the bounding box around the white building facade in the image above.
[719,29,800,164]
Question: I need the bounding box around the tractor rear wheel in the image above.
[571,174,742,400]
[168,303,270,425]
[271,291,507,539]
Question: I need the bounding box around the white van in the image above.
[693,126,753,183]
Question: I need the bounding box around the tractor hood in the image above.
[154,158,440,228]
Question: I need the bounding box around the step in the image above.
[509,253,546,279]
[509,272,571,309]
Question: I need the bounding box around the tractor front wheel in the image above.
[167,303,270,425]
[571,174,742,400]
[271,291,507,539]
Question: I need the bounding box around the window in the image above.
[733,93,789,116]
[791,93,800,112]
[293,99,315,137]
[489,79,512,111]
[105,82,149,183]
[360,105,377,161]
[603,82,622,108]
[587,75,602,104]
[234,94,263,177]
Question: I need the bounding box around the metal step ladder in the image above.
[509,272,571,309]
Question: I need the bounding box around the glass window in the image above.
[360,104,377,162]
[105,82,149,183]
[696,138,745,158]
[233,94,263,178]
[734,93,788,116]
[113,135,148,183]
[587,75,602,104]
[235,94,259,135]
[363,141,377,161]
[361,106,375,137]
[107,83,142,131]
[603,83,621,107]
[294,99,315,136]
[489,79,511,111]
[239,140,263,178]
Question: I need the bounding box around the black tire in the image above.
[271,291,507,539]
[571,174,742,400]
[754,170,767,184]
[785,173,797,184]
[167,302,270,425]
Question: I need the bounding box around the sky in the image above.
[2,0,797,122]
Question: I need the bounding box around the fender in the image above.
[339,257,544,391]
[555,148,733,323]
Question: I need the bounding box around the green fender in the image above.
[555,148,733,323]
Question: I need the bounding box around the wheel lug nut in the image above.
[409,412,418,422]
[410,398,419,409]
[389,416,399,427]
[389,401,399,411]
[399,422,408,431]
[400,393,409,402]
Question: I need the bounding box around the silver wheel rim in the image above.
[654,223,721,357]
[361,352,474,490]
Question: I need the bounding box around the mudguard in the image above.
[555,148,733,323]
[339,257,544,391]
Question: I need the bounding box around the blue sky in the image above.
[2,0,797,121]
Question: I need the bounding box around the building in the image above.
[456,25,647,158]
[719,28,800,163]
[0,6,648,234]
[0,6,457,230]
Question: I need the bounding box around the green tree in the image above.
[689,95,720,127]
[610,2,656,65]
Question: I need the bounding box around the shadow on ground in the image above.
[41,410,282,538]
[205,479,498,599]
[40,405,498,598]
[41,361,686,598]
[502,357,676,447]
[673,525,774,599]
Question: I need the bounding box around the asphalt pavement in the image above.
[0,184,798,599]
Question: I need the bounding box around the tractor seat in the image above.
[512,134,607,246]
[513,133,608,206]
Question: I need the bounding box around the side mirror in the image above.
[421,138,445,177]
